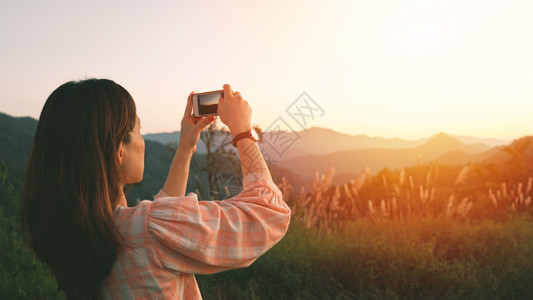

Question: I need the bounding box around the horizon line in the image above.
[0,110,524,142]
[141,126,519,143]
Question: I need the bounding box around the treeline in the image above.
[0,162,65,298]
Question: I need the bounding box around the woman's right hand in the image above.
[178,92,215,154]
[217,84,252,136]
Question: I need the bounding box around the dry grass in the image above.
[489,178,532,212]
[280,165,533,232]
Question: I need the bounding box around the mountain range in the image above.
[1,111,528,197]
[272,133,499,185]
[142,127,513,186]
[143,126,510,159]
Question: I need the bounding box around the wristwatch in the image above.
[232,129,259,147]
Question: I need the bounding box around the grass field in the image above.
[2,163,533,299]
[198,166,533,299]
[197,216,533,299]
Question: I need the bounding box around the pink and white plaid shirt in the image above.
[99,173,291,299]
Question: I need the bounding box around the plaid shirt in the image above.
[99,173,291,299]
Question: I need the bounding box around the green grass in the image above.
[5,209,532,299]
[3,203,533,299]
[3,158,533,299]
[197,217,533,299]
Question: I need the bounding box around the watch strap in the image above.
[232,130,257,147]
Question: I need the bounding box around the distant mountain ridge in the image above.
[143,126,511,158]
[0,111,520,191]
[143,132,180,145]
[143,131,229,154]
[273,133,498,186]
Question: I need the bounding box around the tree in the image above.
[198,119,266,199]
[199,119,242,199]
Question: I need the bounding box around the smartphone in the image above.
[192,90,224,117]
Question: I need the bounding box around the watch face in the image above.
[251,129,259,141]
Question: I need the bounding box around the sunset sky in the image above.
[1,0,532,140]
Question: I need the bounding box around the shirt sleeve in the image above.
[147,172,291,275]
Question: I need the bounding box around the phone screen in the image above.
[197,92,222,116]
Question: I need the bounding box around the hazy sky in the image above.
[1,0,531,140]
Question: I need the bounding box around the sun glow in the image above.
[0,0,532,140]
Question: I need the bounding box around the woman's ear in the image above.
[117,142,125,166]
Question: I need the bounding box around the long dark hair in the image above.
[22,79,136,299]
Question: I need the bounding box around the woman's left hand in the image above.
[178,92,215,154]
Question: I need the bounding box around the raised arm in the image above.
[162,92,214,197]
[217,84,272,182]
[149,84,290,275]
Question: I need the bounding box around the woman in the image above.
[23,79,291,299]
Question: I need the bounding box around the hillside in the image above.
[0,110,523,205]
[143,131,181,145]
[0,112,38,189]
[276,133,495,187]
[0,113,188,209]
[474,135,533,184]
[433,145,504,166]
[143,130,232,154]
[261,127,420,159]
[145,127,431,158]
[144,126,509,159]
